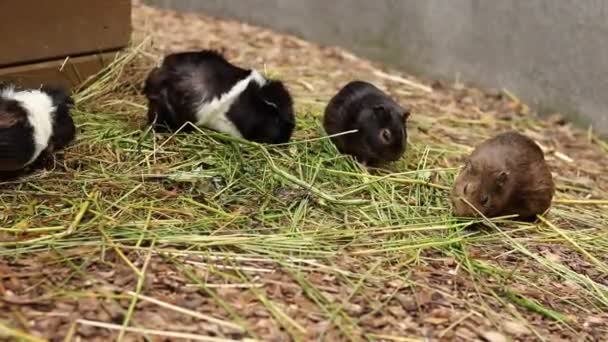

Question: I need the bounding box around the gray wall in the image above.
[144,0,608,136]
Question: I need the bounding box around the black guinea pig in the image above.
[323,81,410,166]
[0,83,76,172]
[143,49,296,144]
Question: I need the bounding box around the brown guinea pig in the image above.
[323,81,410,166]
[451,131,555,221]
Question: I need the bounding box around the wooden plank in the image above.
[0,52,120,90]
[0,0,131,67]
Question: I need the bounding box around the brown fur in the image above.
[451,131,555,221]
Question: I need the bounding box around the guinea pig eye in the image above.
[463,184,469,195]
[379,128,392,144]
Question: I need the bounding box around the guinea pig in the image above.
[0,83,76,172]
[451,131,555,221]
[323,80,410,166]
[143,49,296,144]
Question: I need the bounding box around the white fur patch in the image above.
[194,70,267,137]
[1,86,55,165]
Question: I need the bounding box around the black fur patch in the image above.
[227,80,295,144]
[0,98,36,171]
[41,86,77,151]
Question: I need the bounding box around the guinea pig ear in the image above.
[372,104,387,115]
[379,128,392,144]
[0,113,20,128]
[496,171,509,187]
[0,103,25,128]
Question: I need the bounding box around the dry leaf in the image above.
[502,320,531,336]
[481,330,508,342]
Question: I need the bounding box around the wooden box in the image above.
[0,0,132,89]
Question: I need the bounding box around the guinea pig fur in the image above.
[143,49,295,144]
[451,131,555,221]
[323,81,410,166]
[0,84,76,172]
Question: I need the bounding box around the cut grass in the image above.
[1,41,608,340]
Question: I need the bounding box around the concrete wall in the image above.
[144,0,608,136]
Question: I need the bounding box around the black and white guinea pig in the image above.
[143,49,296,144]
[0,84,76,172]
[323,80,410,166]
